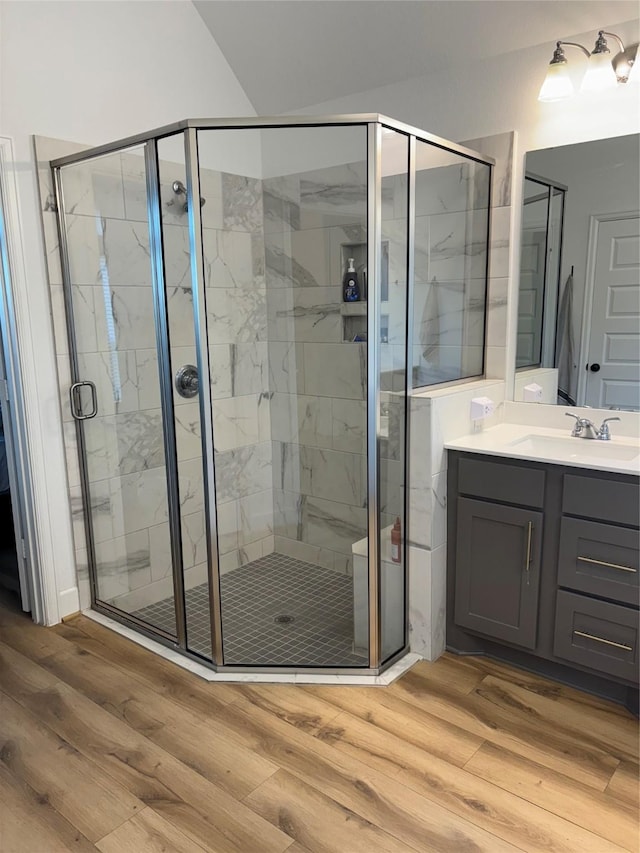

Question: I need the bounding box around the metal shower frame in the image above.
[52,114,494,675]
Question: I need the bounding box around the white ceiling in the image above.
[193,0,639,114]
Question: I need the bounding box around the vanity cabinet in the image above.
[447,451,640,709]
[454,498,543,649]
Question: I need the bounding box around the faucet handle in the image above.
[565,412,582,435]
[598,416,620,440]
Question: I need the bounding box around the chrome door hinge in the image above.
[1,378,9,402]
[20,539,27,561]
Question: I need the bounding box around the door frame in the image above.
[0,136,47,621]
[578,210,640,407]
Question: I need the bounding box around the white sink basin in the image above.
[508,433,640,462]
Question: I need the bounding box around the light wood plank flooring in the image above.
[0,600,637,852]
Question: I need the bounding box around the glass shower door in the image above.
[58,146,177,638]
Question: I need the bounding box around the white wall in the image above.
[0,0,254,620]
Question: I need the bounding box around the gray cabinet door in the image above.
[454,498,543,649]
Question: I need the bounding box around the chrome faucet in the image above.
[565,413,620,440]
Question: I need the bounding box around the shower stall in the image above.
[52,116,491,674]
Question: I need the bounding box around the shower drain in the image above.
[274,614,295,625]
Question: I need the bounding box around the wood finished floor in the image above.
[0,601,638,853]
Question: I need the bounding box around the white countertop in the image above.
[445,423,640,476]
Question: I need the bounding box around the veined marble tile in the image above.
[268,341,305,394]
[95,284,157,352]
[303,342,366,400]
[262,175,300,234]
[199,168,224,230]
[301,494,368,556]
[488,206,511,279]
[237,489,274,547]
[206,285,267,346]
[222,173,263,233]
[286,228,332,288]
[85,478,120,544]
[215,498,238,556]
[69,285,99,353]
[431,471,447,550]
[380,457,404,518]
[209,344,232,399]
[330,398,367,454]
[136,348,161,410]
[298,162,368,231]
[175,401,202,462]
[270,392,333,448]
[56,353,73,423]
[203,228,256,289]
[149,521,172,582]
[77,350,140,415]
[42,212,63,287]
[213,393,270,452]
[60,155,125,220]
[101,218,153,286]
[177,457,205,517]
[427,210,488,282]
[120,150,149,223]
[273,442,365,507]
[94,528,151,601]
[110,466,170,537]
[166,285,197,348]
[184,562,209,593]
[214,442,272,504]
[182,510,207,570]
[486,276,509,348]
[84,409,164,481]
[462,131,514,208]
[229,342,269,397]
[162,224,192,290]
[267,286,342,343]
[415,162,474,217]
[62,420,81,491]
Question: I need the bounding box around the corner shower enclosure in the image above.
[52,116,491,674]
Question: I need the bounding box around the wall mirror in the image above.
[514,133,639,411]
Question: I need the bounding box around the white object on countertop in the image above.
[523,382,544,403]
[470,396,495,421]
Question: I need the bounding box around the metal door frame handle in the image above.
[70,380,98,420]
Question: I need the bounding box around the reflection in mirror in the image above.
[515,134,640,410]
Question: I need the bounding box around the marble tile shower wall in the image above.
[412,161,491,386]
[35,137,274,614]
[263,164,370,575]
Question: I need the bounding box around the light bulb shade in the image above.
[581,51,617,93]
[538,62,574,102]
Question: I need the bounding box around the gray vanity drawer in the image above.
[554,590,639,684]
[458,456,545,508]
[558,518,640,606]
[562,474,639,527]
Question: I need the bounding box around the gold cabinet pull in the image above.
[525,521,533,572]
[573,630,633,652]
[577,556,637,574]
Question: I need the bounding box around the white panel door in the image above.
[585,215,640,410]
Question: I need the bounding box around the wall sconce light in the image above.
[538,30,638,102]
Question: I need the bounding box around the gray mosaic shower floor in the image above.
[132,552,367,667]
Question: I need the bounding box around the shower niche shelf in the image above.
[339,240,389,343]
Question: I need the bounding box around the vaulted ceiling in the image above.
[194,1,638,113]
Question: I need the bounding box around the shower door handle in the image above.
[70,381,98,420]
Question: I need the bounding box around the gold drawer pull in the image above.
[573,630,633,652]
[577,556,637,574]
